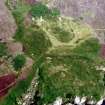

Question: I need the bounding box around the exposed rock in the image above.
[18,70,39,105]
[87,100,95,105]
[0,0,17,42]
[65,104,73,105]
[80,97,87,105]
[74,96,81,105]
[102,100,105,105]
[48,0,105,29]
[51,96,99,105]
[53,97,63,105]
[96,99,103,105]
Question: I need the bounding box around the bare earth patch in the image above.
[0,0,17,42]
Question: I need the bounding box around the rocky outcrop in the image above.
[48,0,105,29]
[17,70,39,105]
[51,97,105,105]
[0,0,17,42]
[48,0,105,43]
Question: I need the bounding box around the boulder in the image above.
[53,97,63,105]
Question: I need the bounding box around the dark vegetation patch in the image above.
[14,24,25,41]
[31,3,50,18]
[38,56,104,104]
[52,27,74,42]
[73,38,101,59]
[0,43,8,57]
[15,24,52,58]
[21,28,52,58]
[12,54,26,70]
[31,3,60,18]
[50,8,60,17]
[11,1,30,25]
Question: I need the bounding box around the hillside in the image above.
[48,0,105,29]
[0,0,17,42]
[47,0,105,44]
[0,0,105,105]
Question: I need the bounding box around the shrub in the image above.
[14,24,25,41]
[31,3,50,17]
[73,38,101,59]
[50,8,60,17]
[52,27,74,42]
[31,3,60,18]
[0,43,7,57]
[13,54,26,70]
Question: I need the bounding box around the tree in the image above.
[31,3,50,17]
[13,54,26,70]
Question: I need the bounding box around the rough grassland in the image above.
[38,37,104,104]
[1,1,105,105]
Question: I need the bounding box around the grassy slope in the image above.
[1,1,105,105]
[39,38,104,104]
[41,17,93,48]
